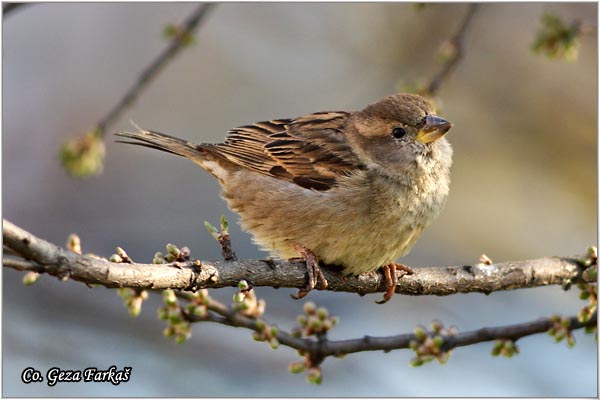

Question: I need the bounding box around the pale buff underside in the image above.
[198,156,450,276]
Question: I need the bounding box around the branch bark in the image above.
[3,219,591,296]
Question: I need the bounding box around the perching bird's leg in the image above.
[376,262,414,304]
[290,244,328,299]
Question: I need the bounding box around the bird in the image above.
[116,93,453,303]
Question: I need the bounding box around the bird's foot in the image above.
[290,244,328,299]
[375,262,414,304]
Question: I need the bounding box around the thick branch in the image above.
[3,219,591,296]
[96,3,215,134]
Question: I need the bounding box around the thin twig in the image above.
[185,294,596,363]
[218,232,237,261]
[424,3,479,96]
[3,219,593,296]
[3,258,41,271]
[96,3,216,134]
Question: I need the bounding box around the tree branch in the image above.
[190,304,596,358]
[96,3,216,135]
[424,3,479,96]
[3,219,592,296]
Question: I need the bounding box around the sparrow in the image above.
[116,93,453,303]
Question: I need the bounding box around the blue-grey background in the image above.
[3,2,597,397]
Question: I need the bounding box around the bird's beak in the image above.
[416,115,453,144]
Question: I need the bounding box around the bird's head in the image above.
[347,93,453,175]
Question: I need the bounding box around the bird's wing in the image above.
[204,111,363,191]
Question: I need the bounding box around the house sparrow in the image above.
[116,93,453,303]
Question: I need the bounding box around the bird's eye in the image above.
[391,127,406,139]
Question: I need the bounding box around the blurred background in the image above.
[3,2,597,397]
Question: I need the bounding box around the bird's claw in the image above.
[290,244,328,299]
[376,262,414,304]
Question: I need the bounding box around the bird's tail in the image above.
[115,123,208,163]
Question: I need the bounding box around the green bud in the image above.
[288,362,306,374]
[22,271,40,286]
[163,326,176,338]
[163,289,177,306]
[175,332,190,344]
[306,368,322,384]
[437,352,450,364]
[168,314,182,325]
[296,315,308,327]
[269,339,279,349]
[560,318,571,328]
[421,355,435,364]
[204,221,220,241]
[504,340,519,353]
[432,335,444,348]
[303,301,316,315]
[430,320,443,333]
[500,347,513,358]
[310,318,322,331]
[255,319,266,331]
[586,266,597,281]
[116,247,128,259]
[233,292,245,303]
[580,291,591,300]
[220,214,229,234]
[252,332,263,341]
[237,280,250,291]
[584,325,596,334]
[566,334,576,348]
[548,328,557,336]
[270,326,279,337]
[191,306,207,318]
[128,297,142,317]
[409,340,419,351]
[166,243,180,257]
[59,130,106,178]
[152,252,165,264]
[554,331,566,342]
[410,357,424,367]
[587,246,597,259]
[316,307,328,321]
[67,233,82,254]
[109,254,122,263]
[414,325,427,341]
[579,257,592,267]
[578,308,591,323]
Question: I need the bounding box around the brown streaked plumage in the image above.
[116,93,453,303]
